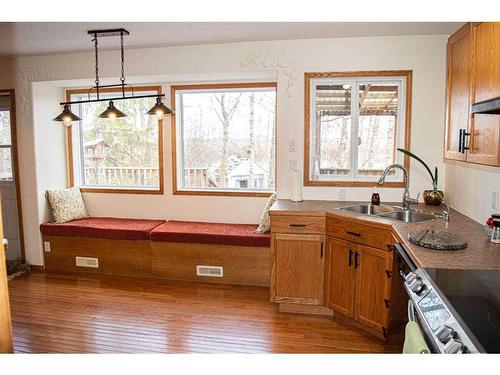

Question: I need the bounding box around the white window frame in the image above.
[172,83,277,196]
[0,98,13,184]
[308,74,409,185]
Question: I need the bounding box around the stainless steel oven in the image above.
[394,243,480,354]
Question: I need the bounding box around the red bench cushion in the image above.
[150,221,271,247]
[40,217,166,241]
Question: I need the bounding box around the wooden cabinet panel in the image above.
[271,215,325,234]
[467,22,500,166]
[467,115,500,165]
[353,245,392,334]
[444,24,471,161]
[326,216,393,251]
[472,22,500,102]
[325,237,355,318]
[271,234,324,305]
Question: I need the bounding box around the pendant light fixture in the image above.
[53,28,172,126]
[53,104,82,127]
[98,101,126,121]
[146,97,173,120]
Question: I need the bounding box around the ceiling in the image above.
[0,22,463,57]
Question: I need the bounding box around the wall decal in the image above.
[240,52,300,97]
[16,66,56,119]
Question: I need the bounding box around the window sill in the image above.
[173,189,273,197]
[79,187,163,195]
[304,180,405,188]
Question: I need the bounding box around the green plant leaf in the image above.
[434,166,438,186]
[397,148,436,184]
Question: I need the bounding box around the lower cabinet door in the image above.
[272,234,324,305]
[353,244,392,334]
[325,237,355,318]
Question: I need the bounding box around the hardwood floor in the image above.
[8,271,402,353]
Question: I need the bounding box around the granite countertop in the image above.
[270,199,500,271]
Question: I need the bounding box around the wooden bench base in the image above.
[43,235,152,278]
[42,235,270,287]
[151,242,270,287]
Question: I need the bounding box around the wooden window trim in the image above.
[170,82,277,198]
[67,85,164,194]
[304,70,412,188]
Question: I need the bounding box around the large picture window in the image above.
[305,71,412,187]
[68,86,163,193]
[171,83,277,196]
[0,95,13,182]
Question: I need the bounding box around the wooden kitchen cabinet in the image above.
[325,236,392,336]
[467,22,500,166]
[271,233,325,305]
[353,244,392,334]
[325,237,355,317]
[444,23,471,162]
[444,22,500,166]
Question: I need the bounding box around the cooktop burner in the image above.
[424,268,500,353]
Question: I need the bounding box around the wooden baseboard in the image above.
[29,265,45,271]
[152,242,270,287]
[278,303,333,316]
[331,310,386,340]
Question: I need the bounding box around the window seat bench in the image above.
[40,218,270,287]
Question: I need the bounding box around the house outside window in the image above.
[304,71,412,187]
[67,86,163,193]
[0,95,13,182]
[171,83,277,196]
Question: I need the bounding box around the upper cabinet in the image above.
[444,22,500,166]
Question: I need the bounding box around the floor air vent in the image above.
[75,256,99,268]
[196,265,223,277]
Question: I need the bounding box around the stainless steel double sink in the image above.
[338,203,437,223]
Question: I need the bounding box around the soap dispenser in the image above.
[371,186,380,206]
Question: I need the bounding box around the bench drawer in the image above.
[271,216,325,234]
[326,217,393,251]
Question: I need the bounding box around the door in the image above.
[272,233,324,305]
[0,198,13,353]
[467,22,500,166]
[444,23,471,161]
[324,236,355,318]
[353,244,392,334]
[0,90,23,261]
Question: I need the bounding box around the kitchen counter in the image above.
[270,199,500,271]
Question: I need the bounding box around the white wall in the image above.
[4,35,448,265]
[445,161,500,224]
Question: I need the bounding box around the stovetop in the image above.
[424,268,500,353]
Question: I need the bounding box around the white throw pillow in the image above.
[46,187,89,224]
[255,193,277,234]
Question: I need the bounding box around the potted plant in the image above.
[397,148,443,206]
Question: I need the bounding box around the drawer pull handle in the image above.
[289,224,306,227]
[346,231,361,237]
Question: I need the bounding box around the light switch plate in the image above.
[43,241,51,252]
[289,139,297,152]
[338,188,346,200]
[289,160,297,170]
[492,192,499,211]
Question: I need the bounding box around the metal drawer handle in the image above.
[289,224,306,227]
[346,231,361,237]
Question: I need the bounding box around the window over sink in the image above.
[304,71,412,187]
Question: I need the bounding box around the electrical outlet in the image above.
[289,139,297,152]
[338,188,346,200]
[289,160,297,170]
[43,241,51,252]
[492,192,499,211]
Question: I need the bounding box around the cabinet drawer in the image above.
[271,215,325,234]
[326,217,393,251]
